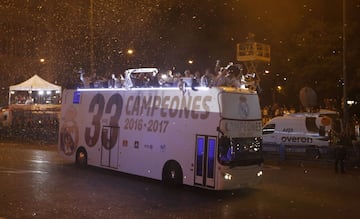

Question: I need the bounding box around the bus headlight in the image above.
[224,173,232,180]
[257,170,263,177]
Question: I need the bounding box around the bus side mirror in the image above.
[217,127,224,136]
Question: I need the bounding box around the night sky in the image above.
[0,0,359,103]
[94,0,347,71]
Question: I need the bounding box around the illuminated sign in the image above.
[73,91,81,104]
[221,120,262,137]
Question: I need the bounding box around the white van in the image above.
[262,110,342,156]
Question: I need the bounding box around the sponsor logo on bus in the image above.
[238,95,249,118]
[281,136,313,143]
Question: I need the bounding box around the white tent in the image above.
[9,74,61,105]
[9,74,61,92]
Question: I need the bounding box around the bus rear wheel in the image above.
[76,148,88,166]
[162,160,183,185]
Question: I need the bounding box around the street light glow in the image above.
[127,49,134,55]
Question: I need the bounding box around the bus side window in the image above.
[263,124,275,134]
[219,136,230,148]
[306,117,319,133]
[219,136,231,162]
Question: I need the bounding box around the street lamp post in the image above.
[89,0,95,76]
[342,0,348,135]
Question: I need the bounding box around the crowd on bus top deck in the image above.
[79,61,261,92]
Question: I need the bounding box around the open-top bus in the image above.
[59,68,263,190]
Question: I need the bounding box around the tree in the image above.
[279,20,343,108]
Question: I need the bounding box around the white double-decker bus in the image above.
[59,68,263,190]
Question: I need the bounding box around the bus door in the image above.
[195,135,216,188]
[101,126,119,169]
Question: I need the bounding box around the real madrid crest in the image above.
[238,95,249,118]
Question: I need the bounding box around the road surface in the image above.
[0,141,360,219]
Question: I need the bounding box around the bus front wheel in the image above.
[76,148,88,166]
[162,160,183,185]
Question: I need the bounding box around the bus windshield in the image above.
[218,136,263,166]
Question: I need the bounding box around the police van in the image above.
[262,109,342,156]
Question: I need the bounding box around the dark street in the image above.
[1,141,360,219]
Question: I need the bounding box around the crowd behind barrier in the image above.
[262,103,360,141]
[0,109,59,143]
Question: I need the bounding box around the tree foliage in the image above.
[287,20,342,100]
